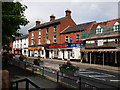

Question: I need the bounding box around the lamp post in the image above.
[33,40,36,57]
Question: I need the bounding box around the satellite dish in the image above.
[46,39,50,44]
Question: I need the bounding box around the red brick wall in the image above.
[29,16,76,46]
[60,32,82,44]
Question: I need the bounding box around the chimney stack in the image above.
[65,9,71,16]
[36,19,40,26]
[50,14,55,21]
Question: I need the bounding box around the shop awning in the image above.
[81,49,120,52]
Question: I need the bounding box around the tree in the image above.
[2,2,29,46]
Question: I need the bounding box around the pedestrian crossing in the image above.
[78,69,118,81]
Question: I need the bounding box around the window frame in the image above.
[65,35,69,43]
[76,34,80,42]
[53,34,56,43]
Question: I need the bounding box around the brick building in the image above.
[48,21,96,60]
[13,34,28,56]
[80,18,120,66]
[28,9,76,58]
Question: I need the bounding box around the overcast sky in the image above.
[16,0,119,34]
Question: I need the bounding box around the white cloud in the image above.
[18,1,118,34]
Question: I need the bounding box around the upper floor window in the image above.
[76,34,80,42]
[54,26,57,32]
[38,38,41,45]
[46,35,48,40]
[96,25,103,34]
[38,30,41,35]
[65,36,69,43]
[32,31,34,36]
[31,39,35,45]
[46,28,49,34]
[53,34,56,43]
[113,22,120,31]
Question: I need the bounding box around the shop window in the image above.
[76,34,80,42]
[41,50,44,55]
[24,50,26,54]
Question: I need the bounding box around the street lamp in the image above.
[33,40,36,57]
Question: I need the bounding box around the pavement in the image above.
[4,64,73,90]
[26,56,120,73]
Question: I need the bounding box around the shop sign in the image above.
[14,48,22,50]
[28,47,43,50]
[97,40,104,46]
[66,44,83,47]
[24,47,28,49]
[49,45,66,48]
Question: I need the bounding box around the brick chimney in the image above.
[50,14,55,21]
[36,19,40,26]
[65,9,71,16]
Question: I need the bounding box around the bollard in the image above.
[79,77,81,90]
[42,67,44,76]
[57,71,59,83]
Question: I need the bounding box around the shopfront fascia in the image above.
[28,47,45,57]
[80,49,120,66]
[48,43,83,60]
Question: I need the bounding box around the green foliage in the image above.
[59,61,79,71]
[2,2,29,45]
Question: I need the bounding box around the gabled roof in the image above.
[29,16,70,31]
[91,18,120,30]
[60,21,96,34]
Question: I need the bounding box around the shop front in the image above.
[28,47,45,58]
[81,49,120,66]
[14,48,22,55]
[48,43,83,61]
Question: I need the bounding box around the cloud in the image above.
[19,2,118,34]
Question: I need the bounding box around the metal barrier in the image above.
[10,59,119,90]
[11,78,45,90]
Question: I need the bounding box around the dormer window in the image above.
[113,22,120,31]
[96,25,103,34]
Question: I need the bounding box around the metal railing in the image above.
[11,78,45,90]
[9,59,120,90]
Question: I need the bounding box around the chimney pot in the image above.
[50,14,55,21]
[65,9,71,16]
[36,19,40,26]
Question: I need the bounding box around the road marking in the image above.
[110,80,120,82]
